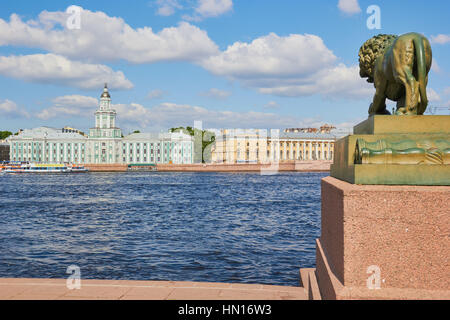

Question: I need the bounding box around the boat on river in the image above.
[3,162,89,174]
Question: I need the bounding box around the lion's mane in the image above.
[358,34,398,83]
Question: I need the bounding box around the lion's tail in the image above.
[413,36,428,115]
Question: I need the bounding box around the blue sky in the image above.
[0,0,449,134]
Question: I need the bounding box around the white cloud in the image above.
[52,95,99,108]
[201,33,373,99]
[264,101,279,109]
[33,95,360,133]
[183,0,233,21]
[0,54,133,90]
[113,102,323,131]
[202,33,336,78]
[147,89,165,99]
[37,106,88,120]
[195,0,233,18]
[430,34,450,45]
[200,88,231,100]
[37,94,99,120]
[0,99,30,118]
[427,88,441,102]
[431,59,441,73]
[0,10,218,64]
[155,0,182,16]
[258,64,374,99]
[338,0,361,15]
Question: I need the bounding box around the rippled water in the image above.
[0,172,325,286]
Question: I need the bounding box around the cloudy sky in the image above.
[0,0,449,133]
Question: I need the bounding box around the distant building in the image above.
[8,85,194,165]
[212,129,336,164]
[0,142,9,161]
[284,124,337,134]
[122,132,193,165]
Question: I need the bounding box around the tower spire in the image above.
[101,83,111,98]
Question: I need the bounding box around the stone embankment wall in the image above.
[156,161,331,172]
[84,161,332,172]
[84,164,128,172]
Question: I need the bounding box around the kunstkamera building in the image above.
[8,85,194,165]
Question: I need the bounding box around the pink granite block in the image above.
[317,176,450,299]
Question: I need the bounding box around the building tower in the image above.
[88,84,123,163]
[89,84,122,139]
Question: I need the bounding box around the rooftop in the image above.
[123,132,193,141]
[9,127,88,140]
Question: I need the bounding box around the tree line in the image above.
[0,131,13,140]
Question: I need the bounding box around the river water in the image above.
[0,172,325,286]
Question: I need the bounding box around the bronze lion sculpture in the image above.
[359,32,432,115]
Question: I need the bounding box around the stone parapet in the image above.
[305,176,450,300]
[84,164,127,172]
[157,161,331,172]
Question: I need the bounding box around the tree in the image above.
[0,131,13,140]
[170,127,216,163]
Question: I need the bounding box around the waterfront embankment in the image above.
[0,278,308,300]
[84,161,332,172]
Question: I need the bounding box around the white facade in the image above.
[9,85,194,165]
[121,132,193,165]
[212,129,336,164]
[9,127,88,163]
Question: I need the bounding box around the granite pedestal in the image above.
[309,177,450,300]
[300,115,450,300]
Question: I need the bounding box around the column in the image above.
[302,141,305,160]
[315,141,319,160]
[328,141,331,160]
[321,141,324,160]
[309,142,312,160]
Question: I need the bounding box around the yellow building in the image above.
[212,129,336,164]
